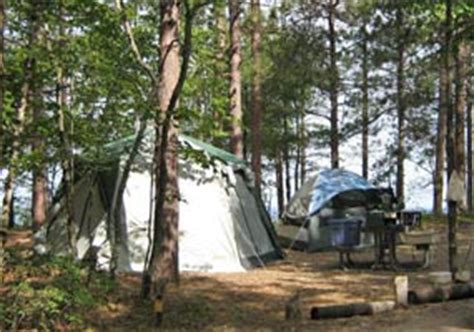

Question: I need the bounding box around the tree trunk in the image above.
[146,0,181,326]
[395,6,406,206]
[0,0,4,166]
[108,118,146,277]
[467,75,473,212]
[328,0,339,169]
[56,3,77,256]
[294,117,300,192]
[445,2,454,180]
[284,150,291,204]
[1,5,40,230]
[434,65,447,215]
[212,0,226,139]
[57,67,77,255]
[283,118,291,203]
[31,165,48,230]
[228,0,243,158]
[250,0,262,193]
[444,0,456,277]
[276,148,284,217]
[454,40,469,189]
[31,66,48,231]
[300,114,306,187]
[361,22,369,179]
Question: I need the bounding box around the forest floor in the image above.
[3,220,474,331]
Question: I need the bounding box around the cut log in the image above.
[408,282,474,304]
[311,301,395,320]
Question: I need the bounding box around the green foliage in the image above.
[2,252,116,331]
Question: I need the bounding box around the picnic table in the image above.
[336,210,438,270]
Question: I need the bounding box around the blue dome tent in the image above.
[283,169,381,252]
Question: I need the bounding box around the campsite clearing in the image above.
[82,221,474,331]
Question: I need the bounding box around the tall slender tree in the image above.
[148,1,181,324]
[434,63,448,214]
[55,2,77,254]
[443,0,457,277]
[361,21,369,179]
[467,73,473,212]
[0,0,4,166]
[250,0,263,193]
[328,0,339,169]
[454,40,469,190]
[1,1,41,230]
[229,0,243,158]
[275,147,284,217]
[31,86,48,231]
[395,5,406,205]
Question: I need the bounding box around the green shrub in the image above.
[3,251,116,331]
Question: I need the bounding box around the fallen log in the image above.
[408,282,474,305]
[311,301,395,320]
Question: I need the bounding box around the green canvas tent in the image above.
[36,132,283,272]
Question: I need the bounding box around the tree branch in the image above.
[115,0,157,85]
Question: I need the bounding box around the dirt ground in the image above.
[90,221,474,331]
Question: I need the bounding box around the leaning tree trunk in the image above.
[328,0,339,169]
[228,0,243,158]
[395,6,406,206]
[250,0,263,194]
[434,64,448,215]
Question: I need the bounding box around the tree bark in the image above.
[56,3,77,256]
[395,6,406,206]
[328,0,339,169]
[361,22,369,179]
[300,114,306,187]
[294,117,300,192]
[311,301,395,320]
[0,0,4,166]
[146,0,182,326]
[250,0,262,193]
[31,46,48,231]
[467,74,473,212]
[454,40,469,188]
[276,148,284,217]
[434,64,447,215]
[228,0,243,158]
[283,118,291,203]
[31,160,48,231]
[212,0,226,138]
[445,1,454,180]
[1,4,40,230]
[444,0,456,277]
